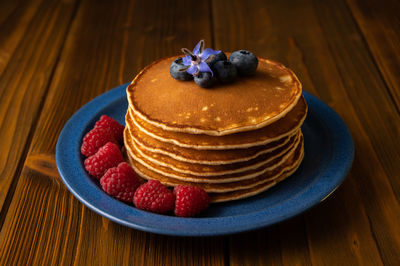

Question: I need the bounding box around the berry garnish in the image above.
[174,185,210,217]
[100,162,141,202]
[207,51,228,67]
[94,115,124,143]
[84,142,124,179]
[170,57,193,81]
[178,40,220,77]
[81,127,117,157]
[133,180,175,214]
[194,72,215,88]
[229,50,258,76]
[214,60,237,83]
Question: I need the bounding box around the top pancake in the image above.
[127,56,302,136]
[128,96,306,150]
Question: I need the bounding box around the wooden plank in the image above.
[212,0,399,264]
[228,218,311,266]
[229,225,282,266]
[346,0,400,109]
[311,0,400,201]
[0,0,226,265]
[304,177,385,265]
[310,1,400,263]
[0,0,43,76]
[0,0,78,215]
[278,216,312,265]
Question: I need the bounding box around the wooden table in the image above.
[1,0,399,264]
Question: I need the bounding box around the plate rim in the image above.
[56,83,354,236]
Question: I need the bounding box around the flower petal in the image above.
[200,49,220,61]
[193,40,202,55]
[182,56,192,66]
[186,65,198,75]
[182,55,192,66]
[198,62,213,76]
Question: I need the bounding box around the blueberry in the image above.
[229,50,258,76]
[207,51,227,67]
[170,57,193,81]
[194,72,215,88]
[213,61,237,83]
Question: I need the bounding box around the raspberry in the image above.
[81,127,117,157]
[133,180,175,214]
[94,115,124,143]
[174,185,210,217]
[84,142,124,179]
[100,162,141,202]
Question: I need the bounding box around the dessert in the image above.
[124,41,307,203]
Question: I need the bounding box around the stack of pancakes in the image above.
[124,56,307,203]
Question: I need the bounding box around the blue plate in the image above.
[56,83,354,236]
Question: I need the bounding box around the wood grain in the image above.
[0,0,225,265]
[346,0,400,110]
[312,0,400,199]
[0,0,43,76]
[310,1,400,263]
[0,0,78,215]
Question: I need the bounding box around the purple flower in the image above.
[180,40,220,76]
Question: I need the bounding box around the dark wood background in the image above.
[0,0,399,264]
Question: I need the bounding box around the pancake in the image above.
[127,56,302,136]
[126,137,304,193]
[126,114,299,164]
[124,127,300,176]
[128,124,295,164]
[209,151,304,203]
[125,134,303,184]
[127,95,307,149]
[124,54,307,203]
